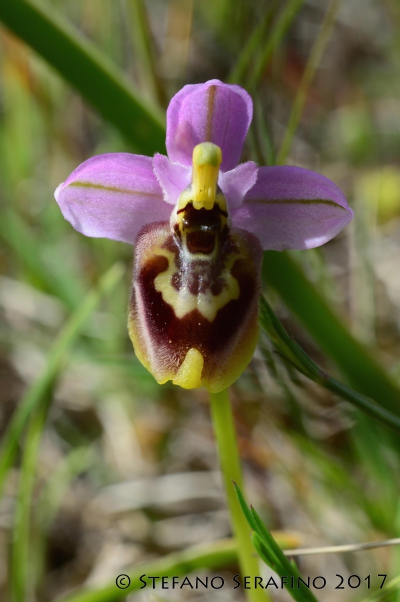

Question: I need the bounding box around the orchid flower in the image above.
[55,80,353,393]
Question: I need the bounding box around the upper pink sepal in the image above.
[232,166,353,250]
[166,80,253,172]
[55,153,170,245]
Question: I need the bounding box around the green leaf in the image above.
[262,251,400,414]
[251,522,319,602]
[259,295,400,433]
[235,485,319,602]
[251,532,280,570]
[233,482,258,531]
[0,0,166,154]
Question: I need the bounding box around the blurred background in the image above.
[1,0,400,600]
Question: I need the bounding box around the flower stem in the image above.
[209,389,270,602]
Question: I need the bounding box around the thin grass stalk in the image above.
[0,263,125,500]
[276,0,342,164]
[259,295,400,433]
[0,210,86,310]
[9,265,122,599]
[127,0,166,107]
[34,447,96,591]
[284,537,400,556]
[11,400,50,602]
[227,1,278,84]
[262,251,400,413]
[209,389,269,602]
[253,96,276,166]
[250,0,304,88]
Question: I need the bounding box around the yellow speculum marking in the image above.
[153,246,241,321]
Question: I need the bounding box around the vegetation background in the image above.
[1,0,400,601]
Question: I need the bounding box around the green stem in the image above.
[209,389,269,602]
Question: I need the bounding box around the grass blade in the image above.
[227,2,278,85]
[59,539,237,602]
[233,482,258,531]
[0,0,165,154]
[11,400,51,602]
[252,533,319,602]
[33,446,96,590]
[0,262,125,499]
[262,251,400,414]
[276,0,342,164]
[126,0,166,107]
[259,295,400,433]
[235,484,319,602]
[0,209,86,309]
[250,0,304,88]
[252,532,281,570]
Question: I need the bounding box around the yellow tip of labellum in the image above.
[192,143,222,210]
[172,348,204,389]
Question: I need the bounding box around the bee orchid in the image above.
[55,80,353,392]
